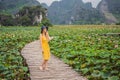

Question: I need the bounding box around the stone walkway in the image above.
[21,40,87,80]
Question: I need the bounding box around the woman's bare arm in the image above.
[46,32,53,42]
[40,34,43,52]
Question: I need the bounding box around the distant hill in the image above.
[47,0,105,24]
[41,3,48,9]
[0,0,40,14]
[97,0,119,24]
[0,0,51,26]
[106,0,120,21]
[1,0,119,25]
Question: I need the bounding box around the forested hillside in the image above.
[0,0,52,26]
[0,0,120,25]
[0,0,40,14]
[48,0,105,25]
[0,6,50,26]
[97,0,120,24]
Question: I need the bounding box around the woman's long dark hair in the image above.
[41,26,48,34]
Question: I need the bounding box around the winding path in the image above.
[21,40,87,80]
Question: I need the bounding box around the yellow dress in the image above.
[41,35,50,60]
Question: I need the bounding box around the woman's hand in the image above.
[50,37,54,40]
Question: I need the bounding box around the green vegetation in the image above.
[39,19,53,27]
[0,25,120,80]
[0,0,40,14]
[49,25,120,80]
[0,14,15,26]
[0,6,49,26]
[0,27,40,79]
[16,6,47,26]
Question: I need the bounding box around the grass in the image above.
[0,25,120,80]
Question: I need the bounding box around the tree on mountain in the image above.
[0,5,52,26]
[16,5,47,26]
[0,14,15,26]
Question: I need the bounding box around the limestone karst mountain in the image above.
[97,0,120,24]
[47,0,105,24]
[0,0,40,14]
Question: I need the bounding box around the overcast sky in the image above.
[37,0,102,8]
[83,0,101,7]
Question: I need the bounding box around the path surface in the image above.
[21,40,87,80]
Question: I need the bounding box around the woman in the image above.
[39,26,53,70]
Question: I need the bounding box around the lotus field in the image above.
[0,27,40,79]
[49,25,120,80]
[0,25,120,80]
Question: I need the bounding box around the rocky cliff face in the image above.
[15,6,47,25]
[106,0,120,21]
[97,0,118,23]
[97,0,119,24]
[47,0,105,24]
